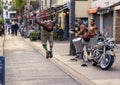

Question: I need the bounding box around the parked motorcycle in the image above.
[91,32,116,70]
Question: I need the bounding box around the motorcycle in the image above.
[91,32,116,70]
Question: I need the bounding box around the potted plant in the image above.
[29,32,38,41]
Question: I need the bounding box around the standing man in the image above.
[89,19,99,48]
[34,13,56,59]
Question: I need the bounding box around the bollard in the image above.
[0,56,5,85]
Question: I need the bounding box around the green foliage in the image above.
[29,31,38,41]
[0,17,4,23]
[0,0,3,15]
[4,5,8,10]
[12,0,26,10]
[9,4,17,11]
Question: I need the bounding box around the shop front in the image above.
[114,6,120,43]
[50,4,70,40]
[88,6,114,38]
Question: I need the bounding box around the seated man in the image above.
[71,19,91,61]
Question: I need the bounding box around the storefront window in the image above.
[75,17,88,27]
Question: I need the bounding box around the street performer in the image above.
[71,18,91,61]
[71,19,98,61]
[34,13,56,59]
[89,19,99,48]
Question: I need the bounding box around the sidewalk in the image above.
[24,38,120,85]
[4,35,82,85]
[0,36,4,56]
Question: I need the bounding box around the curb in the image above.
[23,38,96,85]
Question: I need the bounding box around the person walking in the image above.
[0,23,4,36]
[11,21,15,35]
[7,23,11,35]
[34,13,56,59]
[14,21,19,36]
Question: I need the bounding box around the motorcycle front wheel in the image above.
[100,54,114,70]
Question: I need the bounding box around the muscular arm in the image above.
[77,24,87,36]
[33,13,45,27]
[35,18,44,27]
[89,25,98,37]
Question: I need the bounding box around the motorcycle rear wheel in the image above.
[100,54,114,70]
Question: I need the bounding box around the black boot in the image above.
[49,51,53,58]
[46,51,49,59]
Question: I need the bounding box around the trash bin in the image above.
[0,56,5,85]
[72,37,83,57]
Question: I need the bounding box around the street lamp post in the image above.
[69,0,76,55]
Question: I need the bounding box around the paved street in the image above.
[4,35,81,85]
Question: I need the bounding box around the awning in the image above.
[97,7,113,14]
[57,6,68,13]
[87,7,99,13]
[49,4,69,13]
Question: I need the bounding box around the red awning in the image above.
[88,7,99,13]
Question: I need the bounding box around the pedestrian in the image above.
[34,13,56,59]
[7,23,11,35]
[14,21,19,36]
[0,24,3,36]
[0,23,5,36]
[71,18,91,61]
[11,21,15,35]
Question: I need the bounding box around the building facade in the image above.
[3,0,17,22]
[52,0,91,39]
[40,0,51,10]
[37,0,91,40]
[90,0,120,43]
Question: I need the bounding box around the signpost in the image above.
[0,56,5,85]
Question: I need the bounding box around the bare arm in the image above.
[77,24,87,35]
[33,13,44,26]
[89,25,98,37]
[34,18,44,27]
